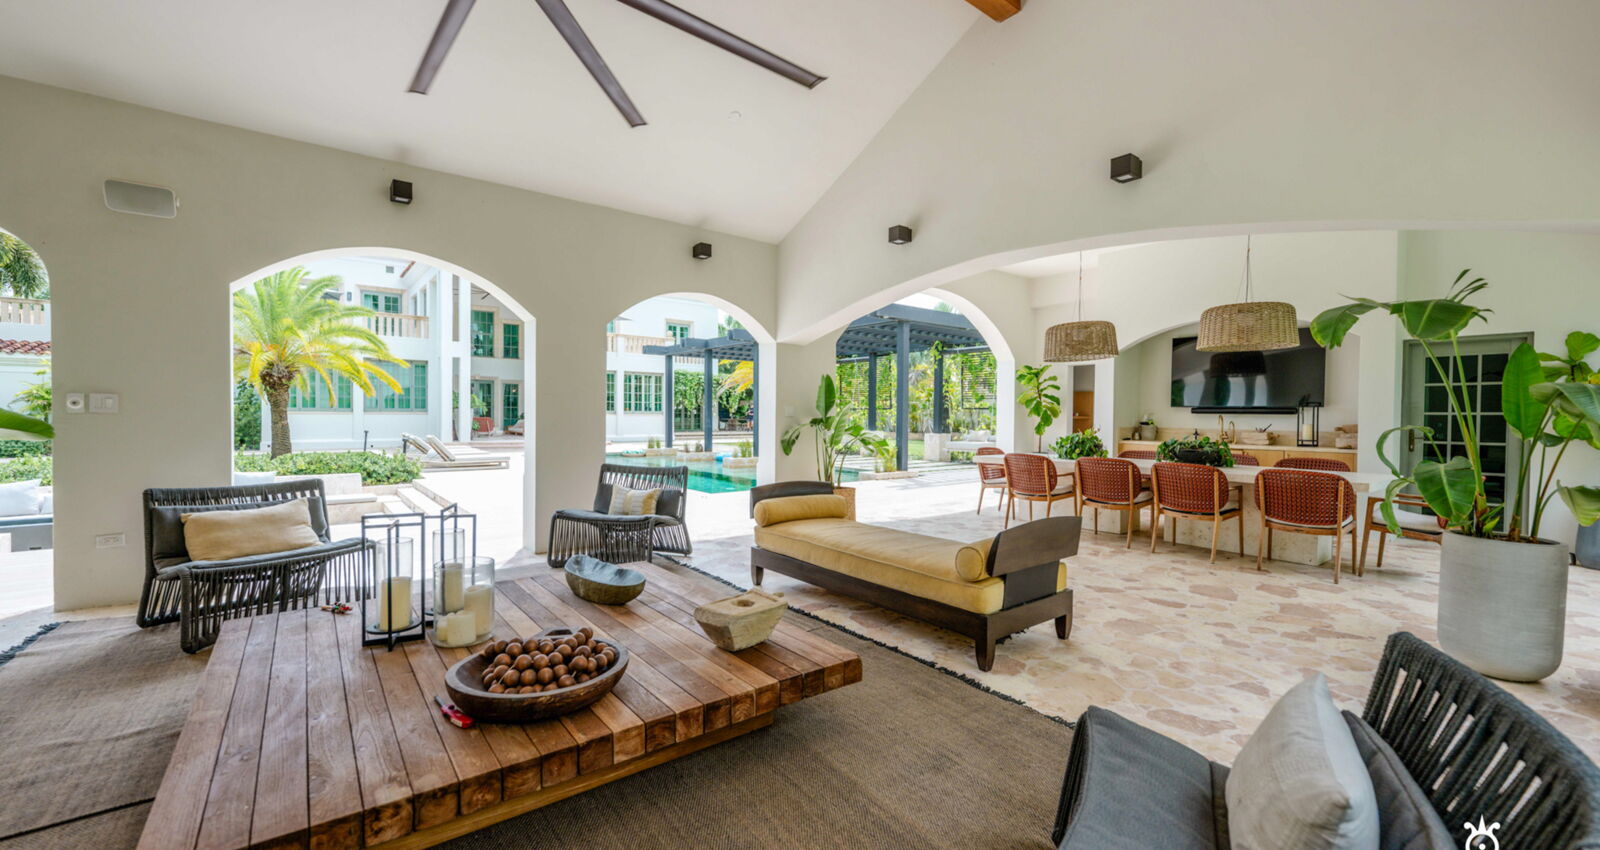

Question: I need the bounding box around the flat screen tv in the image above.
[1170,328,1325,413]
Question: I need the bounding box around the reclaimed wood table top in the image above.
[975,452,1391,488]
[138,561,861,850]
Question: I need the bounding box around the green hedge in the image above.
[0,440,52,458]
[0,456,52,485]
[234,451,422,485]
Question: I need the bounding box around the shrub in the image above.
[233,381,261,450]
[0,439,51,458]
[233,451,422,485]
[1052,429,1108,460]
[0,455,52,485]
[735,439,754,458]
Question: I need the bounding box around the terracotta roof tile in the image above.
[0,339,50,356]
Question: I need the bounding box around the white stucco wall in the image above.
[0,75,778,610]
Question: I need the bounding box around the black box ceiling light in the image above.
[888,225,913,245]
[692,242,713,259]
[1109,154,1142,183]
[390,179,413,204]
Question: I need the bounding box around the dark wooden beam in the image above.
[965,0,1022,22]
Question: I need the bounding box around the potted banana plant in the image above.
[1313,271,1600,681]
[780,374,889,520]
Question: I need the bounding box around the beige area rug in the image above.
[0,619,206,847]
[677,477,1600,762]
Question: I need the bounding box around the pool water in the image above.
[603,452,859,493]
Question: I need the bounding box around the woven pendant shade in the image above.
[1043,252,1120,362]
[1044,320,1119,361]
[1196,301,1299,352]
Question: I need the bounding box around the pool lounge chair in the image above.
[400,433,510,470]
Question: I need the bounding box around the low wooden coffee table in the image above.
[138,561,861,849]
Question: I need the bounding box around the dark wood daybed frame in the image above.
[749,481,1077,671]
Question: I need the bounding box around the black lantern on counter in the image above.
[1297,401,1323,447]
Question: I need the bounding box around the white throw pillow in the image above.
[1226,673,1379,850]
[608,485,661,516]
[0,479,43,516]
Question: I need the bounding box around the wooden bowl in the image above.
[444,627,629,723]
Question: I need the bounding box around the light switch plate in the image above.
[88,392,119,414]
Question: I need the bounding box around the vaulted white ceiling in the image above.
[0,0,979,242]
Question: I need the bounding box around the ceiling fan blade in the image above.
[615,0,825,89]
[535,0,647,127]
[410,0,478,94]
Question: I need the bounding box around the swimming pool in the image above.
[603,452,860,493]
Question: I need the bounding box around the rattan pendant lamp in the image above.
[1044,253,1119,361]
[1196,235,1299,352]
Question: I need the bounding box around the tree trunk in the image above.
[266,385,293,457]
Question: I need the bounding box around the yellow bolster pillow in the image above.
[954,538,993,582]
[753,494,850,527]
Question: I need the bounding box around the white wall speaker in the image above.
[103,179,178,218]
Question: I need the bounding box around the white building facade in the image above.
[255,256,528,451]
[0,297,50,422]
[604,297,719,444]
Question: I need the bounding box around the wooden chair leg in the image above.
[1003,491,1013,529]
[1093,506,1100,535]
[1332,528,1343,584]
[1376,529,1388,568]
[1209,516,1221,563]
[1236,514,1244,560]
[1359,523,1371,573]
[977,484,986,515]
[1046,498,1053,518]
[1150,509,1161,554]
[1125,506,1135,549]
[1352,524,1361,577]
[1256,517,1267,571]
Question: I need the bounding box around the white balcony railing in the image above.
[608,333,702,365]
[366,313,428,339]
[0,298,48,326]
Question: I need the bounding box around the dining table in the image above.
[974,453,1393,567]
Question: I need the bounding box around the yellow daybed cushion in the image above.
[754,517,1067,615]
[753,493,850,527]
[181,498,320,562]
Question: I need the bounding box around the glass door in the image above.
[470,380,494,423]
[1401,333,1530,513]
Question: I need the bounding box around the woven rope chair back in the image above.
[1152,462,1229,514]
[1231,452,1260,467]
[1254,468,1355,527]
[1003,453,1057,497]
[598,463,689,520]
[1274,456,1352,472]
[1364,632,1600,849]
[1117,449,1158,460]
[977,446,1007,483]
[1077,457,1139,504]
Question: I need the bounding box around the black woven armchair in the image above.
[547,463,691,568]
[139,480,372,653]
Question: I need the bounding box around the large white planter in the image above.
[1438,531,1570,682]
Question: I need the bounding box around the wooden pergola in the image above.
[642,328,760,451]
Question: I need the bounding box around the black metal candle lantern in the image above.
[361,505,483,650]
[1297,401,1323,447]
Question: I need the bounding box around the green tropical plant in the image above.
[781,374,890,486]
[233,267,404,457]
[233,380,262,450]
[734,439,754,458]
[233,451,422,485]
[12,358,50,423]
[1312,271,1600,539]
[1015,365,1061,451]
[0,231,48,299]
[1052,429,1108,460]
[1156,434,1235,467]
[0,455,52,484]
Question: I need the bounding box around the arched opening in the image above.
[0,226,54,618]
[598,292,777,497]
[224,247,537,563]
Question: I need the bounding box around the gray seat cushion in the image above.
[1055,706,1229,849]
[1341,712,1455,850]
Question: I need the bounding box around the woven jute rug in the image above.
[0,596,1072,849]
[0,618,207,848]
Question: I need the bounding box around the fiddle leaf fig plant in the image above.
[1016,364,1061,452]
[780,374,890,486]
[1312,270,1600,540]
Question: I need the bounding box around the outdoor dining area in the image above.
[975,450,1417,582]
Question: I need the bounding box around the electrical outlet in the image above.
[95,533,126,549]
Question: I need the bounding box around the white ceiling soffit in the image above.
[0,0,979,242]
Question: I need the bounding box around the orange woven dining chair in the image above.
[1254,468,1359,583]
[1075,457,1152,548]
[1274,457,1352,472]
[1230,452,1260,467]
[1117,449,1158,460]
[1359,492,1444,570]
[1150,462,1244,563]
[975,446,1008,514]
[1001,453,1075,528]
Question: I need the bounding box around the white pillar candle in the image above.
[1300,422,1316,442]
[441,611,476,646]
[376,576,412,631]
[437,563,465,613]
[464,584,494,637]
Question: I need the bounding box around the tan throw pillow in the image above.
[181,498,321,562]
[608,485,661,516]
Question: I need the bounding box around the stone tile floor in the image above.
[672,475,1600,763]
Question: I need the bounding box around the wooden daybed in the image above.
[748,481,1078,671]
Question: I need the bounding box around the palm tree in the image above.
[233,267,404,457]
[0,231,49,299]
